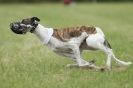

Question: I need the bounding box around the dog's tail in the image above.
[104,39,112,49]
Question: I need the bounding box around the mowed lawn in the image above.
[0,3,133,88]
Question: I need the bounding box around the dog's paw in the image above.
[66,64,78,68]
[100,67,111,72]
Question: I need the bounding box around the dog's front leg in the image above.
[65,45,100,69]
[72,45,89,67]
[67,32,100,68]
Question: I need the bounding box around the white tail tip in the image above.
[127,62,132,65]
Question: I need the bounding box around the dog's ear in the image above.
[31,17,40,22]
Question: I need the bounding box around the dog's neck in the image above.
[33,24,54,44]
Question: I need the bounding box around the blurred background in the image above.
[0,0,133,3]
[0,0,133,88]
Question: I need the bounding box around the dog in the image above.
[10,17,132,70]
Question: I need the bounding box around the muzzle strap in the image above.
[30,23,38,33]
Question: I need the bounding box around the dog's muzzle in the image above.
[10,22,24,34]
[10,22,34,34]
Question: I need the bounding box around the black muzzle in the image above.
[10,22,24,34]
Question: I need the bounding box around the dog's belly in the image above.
[80,40,98,51]
[53,47,75,58]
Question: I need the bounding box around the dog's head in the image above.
[10,17,40,34]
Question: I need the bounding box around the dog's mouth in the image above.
[10,22,33,34]
[10,17,40,34]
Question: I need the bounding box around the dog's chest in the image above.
[47,37,75,58]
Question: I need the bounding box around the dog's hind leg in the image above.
[97,43,113,70]
[103,40,132,66]
[97,40,132,70]
[71,45,100,70]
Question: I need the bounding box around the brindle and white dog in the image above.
[10,17,132,70]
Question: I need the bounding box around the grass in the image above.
[0,3,133,88]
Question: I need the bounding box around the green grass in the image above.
[0,3,133,88]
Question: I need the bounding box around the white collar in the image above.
[33,24,53,44]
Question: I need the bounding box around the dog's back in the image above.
[53,26,97,42]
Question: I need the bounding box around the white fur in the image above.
[86,27,105,49]
[33,24,53,44]
[33,24,132,70]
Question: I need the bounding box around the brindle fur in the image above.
[53,26,96,42]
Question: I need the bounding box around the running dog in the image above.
[10,17,132,70]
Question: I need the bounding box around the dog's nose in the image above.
[10,22,20,30]
[10,23,18,30]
